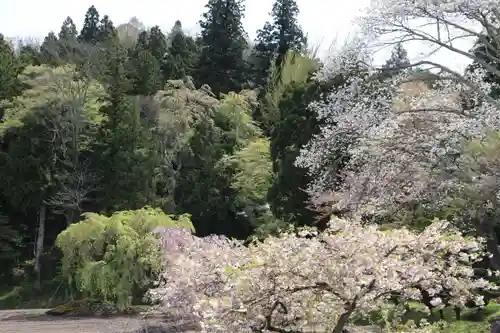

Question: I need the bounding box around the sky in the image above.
[0,0,474,72]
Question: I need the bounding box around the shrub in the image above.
[149,216,496,333]
[56,207,194,310]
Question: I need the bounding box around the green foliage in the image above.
[0,34,21,102]
[261,51,318,129]
[250,0,307,88]
[55,207,194,309]
[0,213,23,280]
[0,64,107,135]
[129,49,162,95]
[163,21,199,80]
[77,6,101,44]
[196,0,249,95]
[227,138,272,204]
[260,51,326,227]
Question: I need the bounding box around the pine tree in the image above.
[78,5,100,44]
[97,15,118,43]
[93,44,160,211]
[18,44,41,67]
[251,0,306,87]
[196,0,249,95]
[147,26,167,63]
[467,28,500,98]
[131,49,162,95]
[58,16,77,40]
[136,31,149,51]
[163,20,199,80]
[39,32,59,65]
[249,22,275,87]
[381,42,410,77]
[268,79,324,226]
[0,34,21,102]
[57,17,78,63]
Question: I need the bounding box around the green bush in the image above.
[56,207,194,310]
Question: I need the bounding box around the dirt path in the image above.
[0,309,200,333]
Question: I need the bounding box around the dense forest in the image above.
[2,0,500,332]
[0,0,318,290]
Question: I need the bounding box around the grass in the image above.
[0,279,67,309]
[352,301,500,332]
[0,279,152,317]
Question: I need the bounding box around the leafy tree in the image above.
[56,207,194,309]
[152,217,491,333]
[0,109,57,290]
[0,65,108,288]
[196,0,249,95]
[57,17,79,63]
[172,86,261,238]
[127,26,165,95]
[18,44,41,68]
[116,17,145,48]
[218,138,284,236]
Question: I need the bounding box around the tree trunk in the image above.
[476,215,500,270]
[486,230,500,270]
[331,304,356,333]
[33,204,46,291]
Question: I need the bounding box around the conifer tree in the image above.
[163,20,199,80]
[196,0,248,95]
[78,5,100,44]
[251,0,306,87]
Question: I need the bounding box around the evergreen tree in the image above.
[249,22,275,87]
[251,0,306,87]
[0,34,20,102]
[268,79,324,226]
[147,26,168,63]
[93,44,160,211]
[131,49,162,95]
[97,15,118,43]
[39,32,60,65]
[57,17,78,63]
[381,42,410,78]
[18,44,41,67]
[163,20,199,80]
[136,31,149,51]
[78,5,100,44]
[467,27,500,98]
[58,16,77,40]
[196,0,249,95]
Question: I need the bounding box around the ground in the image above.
[0,309,200,333]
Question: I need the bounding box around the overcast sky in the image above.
[0,0,474,72]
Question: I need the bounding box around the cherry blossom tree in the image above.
[147,218,494,333]
[295,0,500,267]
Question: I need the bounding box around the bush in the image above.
[56,207,194,310]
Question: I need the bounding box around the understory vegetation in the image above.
[2,0,500,332]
